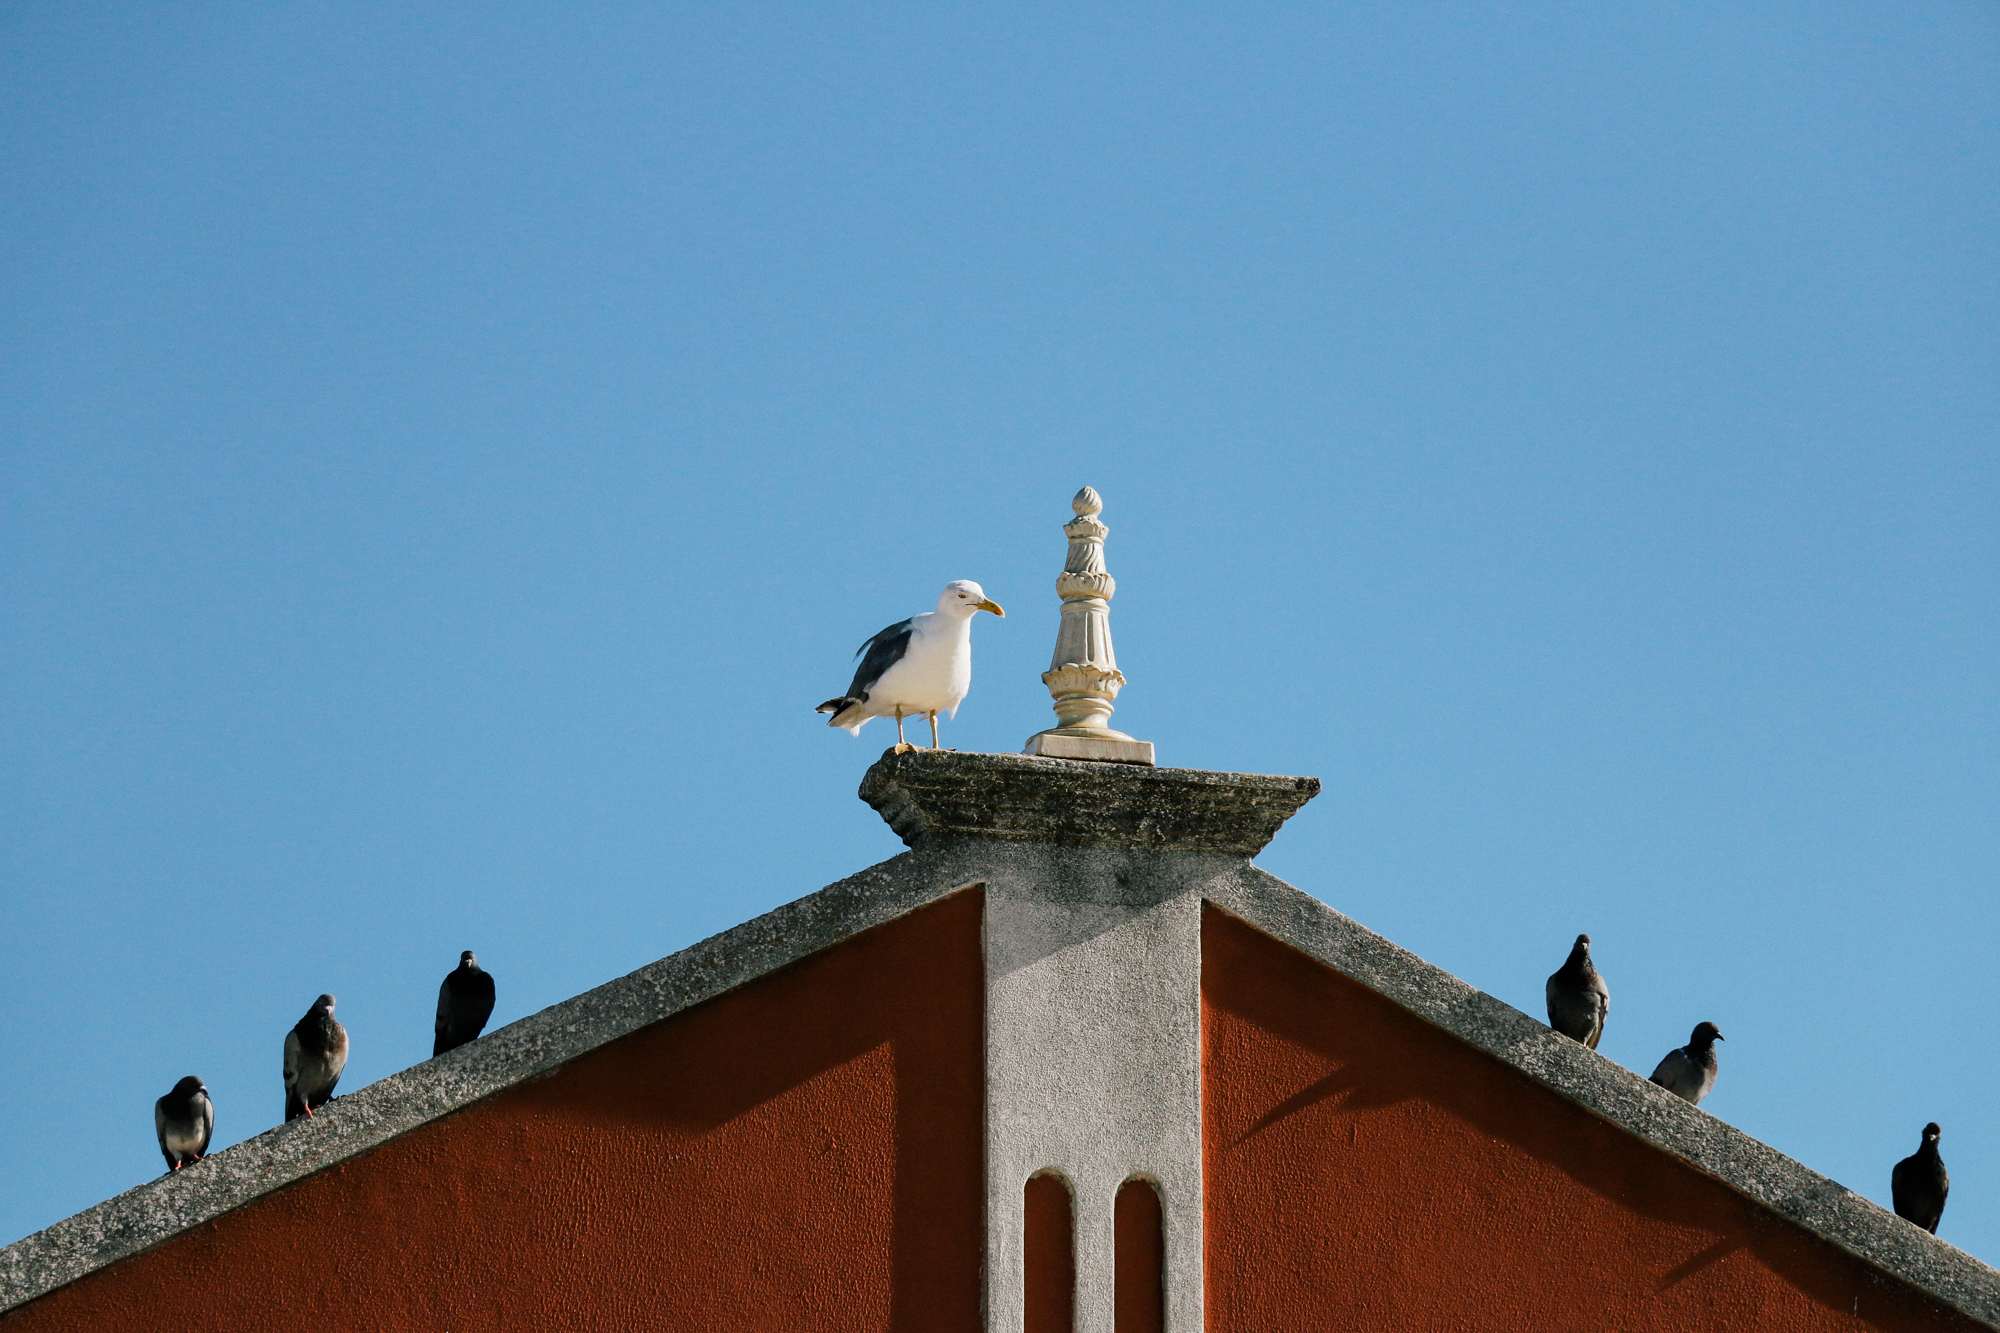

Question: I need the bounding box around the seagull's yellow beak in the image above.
[977,599,1005,617]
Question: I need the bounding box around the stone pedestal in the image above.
[1018,731,1155,764]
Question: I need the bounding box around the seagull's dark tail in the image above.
[816,697,868,734]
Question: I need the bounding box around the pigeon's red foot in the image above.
[302,1103,315,1119]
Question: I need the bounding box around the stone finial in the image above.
[1023,487,1156,765]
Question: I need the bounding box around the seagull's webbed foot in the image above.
[892,742,919,755]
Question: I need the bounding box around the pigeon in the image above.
[1545,933,1610,1049]
[283,993,349,1122]
[1892,1122,1949,1234]
[817,580,1005,750]
[434,950,496,1057]
[154,1075,213,1172]
[1649,1021,1724,1105]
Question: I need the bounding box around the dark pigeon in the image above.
[434,950,497,1057]
[1649,1021,1724,1105]
[1892,1122,1949,1234]
[154,1075,213,1172]
[283,993,349,1122]
[1545,933,1610,1049]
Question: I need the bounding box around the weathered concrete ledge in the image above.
[1204,869,2000,1330]
[859,747,1321,856]
[0,851,971,1315]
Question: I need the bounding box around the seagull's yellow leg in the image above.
[893,707,916,754]
[928,712,940,749]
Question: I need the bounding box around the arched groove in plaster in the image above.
[1025,1170,1076,1333]
[1114,1175,1165,1333]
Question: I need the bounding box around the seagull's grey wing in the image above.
[845,619,915,700]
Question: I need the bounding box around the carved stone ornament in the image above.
[1022,487,1156,765]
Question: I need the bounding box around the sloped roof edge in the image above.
[6,824,1996,1326]
[1206,866,2000,1329]
[0,850,966,1315]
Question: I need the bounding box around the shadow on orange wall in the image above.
[1202,904,1977,1333]
[7,890,985,1333]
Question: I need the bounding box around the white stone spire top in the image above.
[1023,487,1155,765]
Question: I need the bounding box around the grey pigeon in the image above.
[434,950,496,1057]
[283,993,349,1122]
[1545,933,1609,1049]
[1891,1122,1949,1234]
[154,1075,213,1172]
[1649,1021,1724,1105]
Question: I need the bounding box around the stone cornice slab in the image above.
[858,748,1321,856]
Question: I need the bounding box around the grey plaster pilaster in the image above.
[979,845,1218,1333]
[858,749,1324,1333]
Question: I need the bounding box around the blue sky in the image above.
[3,0,1996,1267]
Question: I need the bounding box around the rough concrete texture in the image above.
[6,746,1996,1330]
[982,845,1218,1333]
[860,747,1319,855]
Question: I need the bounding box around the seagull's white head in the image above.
[938,580,1005,618]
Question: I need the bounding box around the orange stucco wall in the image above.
[7,890,985,1333]
[1202,904,1980,1333]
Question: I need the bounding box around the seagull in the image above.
[1544,933,1610,1049]
[1649,1021,1724,1105]
[283,993,349,1122]
[1892,1122,1949,1234]
[434,950,496,1057]
[817,580,1005,750]
[154,1076,213,1172]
